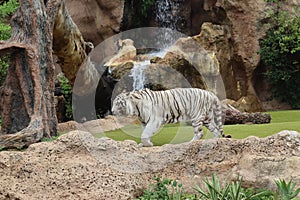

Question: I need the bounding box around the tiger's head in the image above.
[111,92,134,116]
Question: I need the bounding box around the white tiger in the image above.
[111,88,229,147]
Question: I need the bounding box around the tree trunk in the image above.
[0,0,91,149]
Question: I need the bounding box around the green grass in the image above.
[225,110,300,139]
[102,110,300,146]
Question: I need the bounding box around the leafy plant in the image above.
[259,2,300,108]
[0,0,19,85]
[16,145,26,151]
[194,174,273,200]
[195,174,229,200]
[41,132,64,142]
[57,73,73,120]
[275,179,300,200]
[138,175,300,200]
[0,0,19,18]
[0,55,9,85]
[137,176,184,200]
[140,0,154,17]
[228,177,273,200]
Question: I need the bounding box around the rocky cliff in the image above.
[0,130,299,199]
[65,0,299,112]
[65,0,124,45]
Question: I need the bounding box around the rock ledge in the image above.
[0,130,299,199]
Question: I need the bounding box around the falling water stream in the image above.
[155,0,182,31]
[130,60,150,90]
[130,0,181,90]
[130,50,169,90]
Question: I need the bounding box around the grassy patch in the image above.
[102,110,300,146]
[41,132,65,142]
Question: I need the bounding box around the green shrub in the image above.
[0,56,9,85]
[140,0,154,17]
[57,73,73,120]
[259,2,300,108]
[41,132,64,142]
[137,176,185,200]
[0,0,19,85]
[275,179,300,200]
[138,175,297,200]
[194,174,273,200]
[0,0,19,18]
[195,174,229,199]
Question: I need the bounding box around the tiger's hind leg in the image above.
[204,120,223,138]
[191,121,204,141]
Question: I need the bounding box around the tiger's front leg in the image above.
[138,120,162,147]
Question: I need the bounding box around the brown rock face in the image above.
[0,131,299,199]
[190,0,298,110]
[200,0,268,110]
[66,0,124,45]
[66,0,299,111]
[193,22,263,111]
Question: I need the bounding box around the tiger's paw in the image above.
[139,138,153,147]
[138,143,144,148]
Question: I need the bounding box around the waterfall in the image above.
[129,51,169,91]
[155,0,182,49]
[155,0,181,30]
[129,0,182,91]
[130,60,150,91]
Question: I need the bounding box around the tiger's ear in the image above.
[119,90,130,98]
[128,95,136,102]
[120,89,128,95]
[129,93,142,101]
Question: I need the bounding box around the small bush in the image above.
[140,0,154,17]
[138,175,300,200]
[275,179,300,200]
[137,176,186,200]
[194,174,273,200]
[0,0,19,85]
[259,2,300,108]
[57,73,73,120]
[0,0,19,18]
[41,132,64,142]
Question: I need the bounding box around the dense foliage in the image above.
[259,2,300,108]
[57,73,73,120]
[137,176,189,200]
[0,0,19,85]
[137,175,300,200]
[140,0,154,17]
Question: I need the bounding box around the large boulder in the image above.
[105,33,226,95]
[66,0,124,45]
[193,22,264,111]
[0,130,299,199]
[153,32,227,98]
